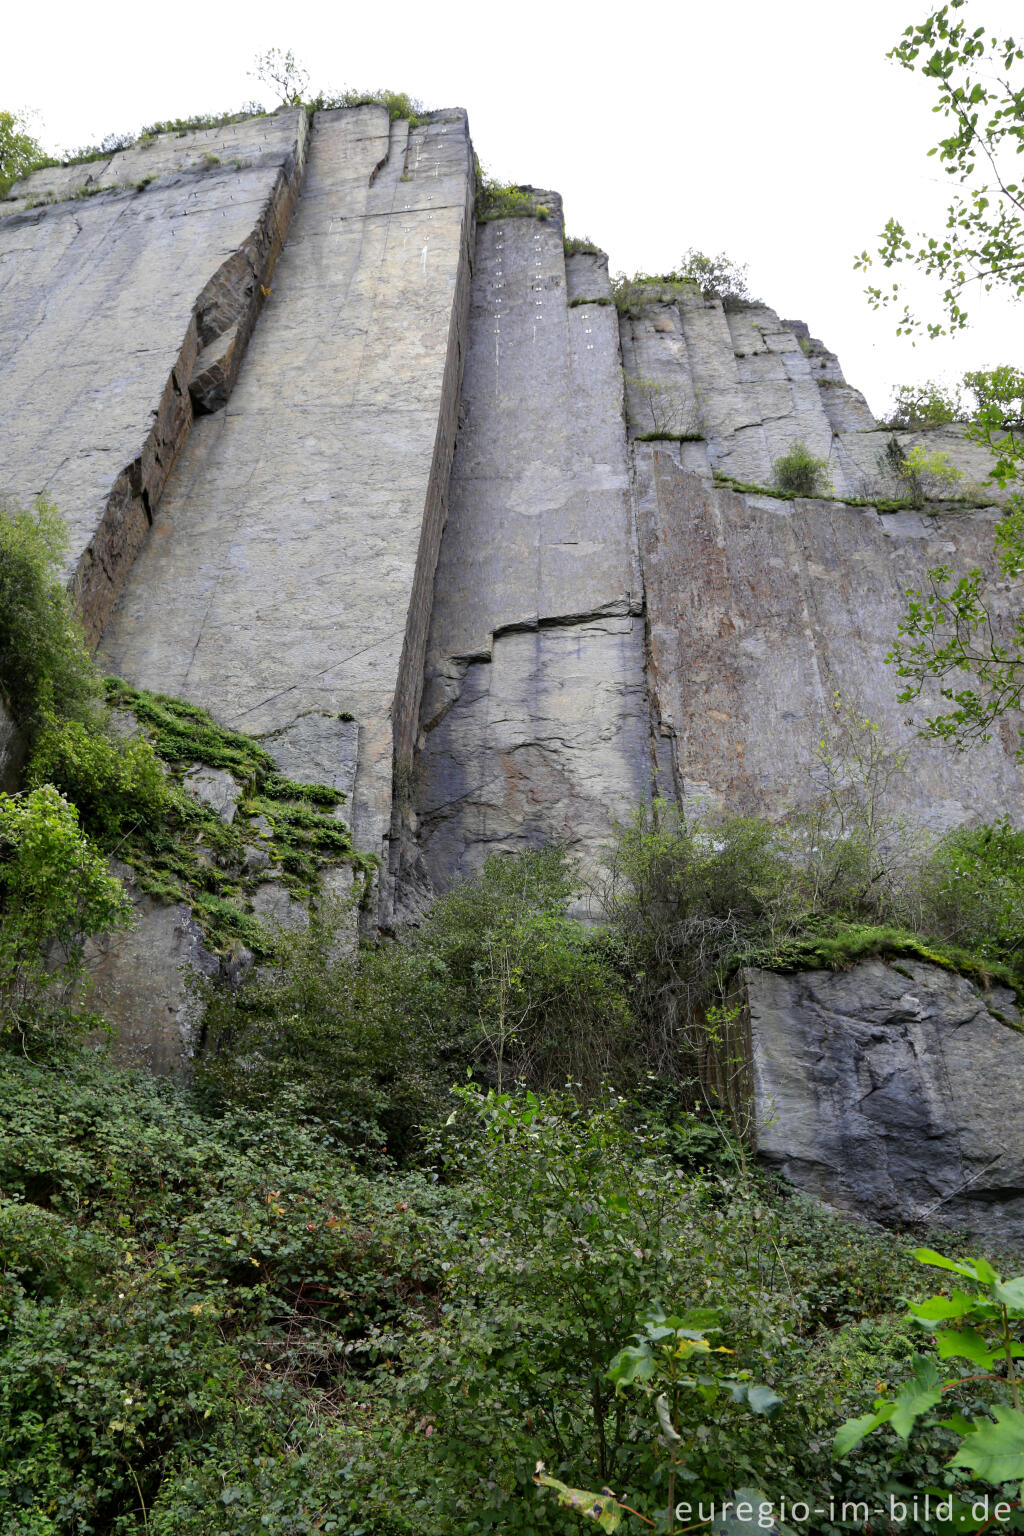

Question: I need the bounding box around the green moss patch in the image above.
[101,680,376,954]
[752,919,1023,1016]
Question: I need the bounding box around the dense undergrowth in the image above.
[4,500,1024,1530]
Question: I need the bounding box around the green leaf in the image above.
[909,1290,976,1322]
[995,1277,1024,1312]
[949,1405,1024,1486]
[915,1248,983,1280]
[891,1355,945,1440]
[936,1327,1002,1367]
[834,1402,897,1457]
[607,1342,655,1389]
[534,1470,624,1532]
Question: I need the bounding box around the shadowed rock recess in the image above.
[3,110,1023,1241]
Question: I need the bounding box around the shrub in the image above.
[0,784,131,1049]
[413,847,634,1094]
[195,895,436,1160]
[0,498,100,740]
[198,848,636,1153]
[922,816,1024,963]
[771,441,832,497]
[564,233,602,256]
[27,714,169,844]
[330,88,424,123]
[673,247,755,305]
[625,374,704,439]
[476,178,547,221]
[0,110,49,197]
[881,379,965,430]
[392,1085,922,1534]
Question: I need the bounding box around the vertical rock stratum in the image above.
[3,107,1023,1242]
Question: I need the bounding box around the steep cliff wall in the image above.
[96,105,475,920]
[4,114,1024,1244]
[411,220,661,905]
[0,110,308,644]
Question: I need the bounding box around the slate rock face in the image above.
[0,111,309,646]
[97,106,476,929]
[748,959,1024,1252]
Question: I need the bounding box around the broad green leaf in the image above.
[834,1402,896,1457]
[534,1470,623,1532]
[936,1327,1000,1367]
[995,1276,1024,1312]
[950,1405,1024,1486]
[909,1290,976,1322]
[915,1249,984,1281]
[891,1355,944,1440]
[607,1343,655,1388]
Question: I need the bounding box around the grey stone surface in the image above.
[0,700,25,792]
[98,107,475,930]
[618,290,1000,505]
[182,764,241,823]
[0,111,308,645]
[634,461,1024,829]
[83,861,219,1077]
[258,712,359,809]
[748,959,1024,1252]
[413,206,657,900]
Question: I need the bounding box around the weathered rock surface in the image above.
[634,461,1024,827]
[83,861,221,1076]
[98,106,475,930]
[413,228,660,902]
[0,111,308,645]
[747,959,1024,1252]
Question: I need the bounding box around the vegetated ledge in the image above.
[635,430,705,443]
[711,470,997,515]
[568,295,614,309]
[747,917,1024,1021]
[104,680,377,955]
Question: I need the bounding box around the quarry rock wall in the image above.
[410,221,661,909]
[95,105,475,914]
[3,115,1023,1242]
[0,109,309,645]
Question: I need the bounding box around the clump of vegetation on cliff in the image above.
[613,248,757,318]
[0,498,372,990]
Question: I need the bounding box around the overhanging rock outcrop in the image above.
[747,959,1024,1251]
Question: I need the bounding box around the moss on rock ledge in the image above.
[102,680,376,955]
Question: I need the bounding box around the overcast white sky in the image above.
[5,0,1020,416]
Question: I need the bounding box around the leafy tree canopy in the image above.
[856,0,1023,336]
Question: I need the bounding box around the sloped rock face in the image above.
[0,111,308,645]
[748,960,1024,1251]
